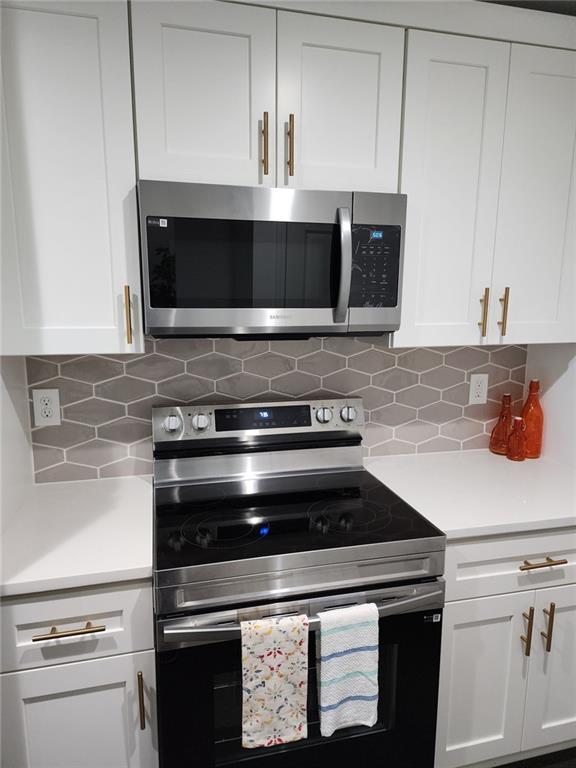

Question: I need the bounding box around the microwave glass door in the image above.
[146,217,340,310]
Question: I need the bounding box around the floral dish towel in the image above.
[241,614,309,749]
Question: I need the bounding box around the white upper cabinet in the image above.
[131,1,276,186]
[491,45,576,344]
[395,30,510,347]
[1,0,143,355]
[276,12,404,191]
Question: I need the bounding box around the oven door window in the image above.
[156,609,442,768]
[146,217,340,309]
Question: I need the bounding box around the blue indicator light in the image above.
[371,230,383,239]
[259,410,270,419]
[259,526,270,536]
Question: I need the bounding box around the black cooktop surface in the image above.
[155,470,444,572]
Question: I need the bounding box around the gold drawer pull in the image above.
[478,287,490,338]
[32,621,106,643]
[521,606,534,657]
[138,671,146,730]
[498,286,510,336]
[519,557,568,572]
[287,113,295,176]
[541,602,556,653]
[124,285,133,345]
[262,111,269,175]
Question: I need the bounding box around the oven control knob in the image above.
[340,405,357,423]
[162,414,182,433]
[316,407,333,424]
[191,413,210,432]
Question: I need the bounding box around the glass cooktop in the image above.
[155,470,444,572]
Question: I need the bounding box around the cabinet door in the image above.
[491,45,576,344]
[0,650,157,768]
[1,0,143,355]
[523,584,576,750]
[131,1,276,186]
[276,12,403,191]
[435,593,531,768]
[394,30,509,347]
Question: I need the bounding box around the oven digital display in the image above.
[215,405,312,431]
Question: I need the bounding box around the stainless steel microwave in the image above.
[138,181,406,338]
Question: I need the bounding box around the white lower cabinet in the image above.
[1,649,157,768]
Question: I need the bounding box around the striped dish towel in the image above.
[317,603,379,737]
[241,614,309,749]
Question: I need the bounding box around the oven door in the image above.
[138,181,353,336]
[155,582,443,768]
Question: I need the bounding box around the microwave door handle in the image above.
[333,206,352,324]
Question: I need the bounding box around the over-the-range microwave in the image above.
[138,181,406,338]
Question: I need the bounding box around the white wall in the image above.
[526,344,576,467]
[0,357,33,524]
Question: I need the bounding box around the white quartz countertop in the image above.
[365,451,576,539]
[1,476,153,597]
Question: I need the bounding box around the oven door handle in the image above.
[161,589,444,645]
[333,206,352,324]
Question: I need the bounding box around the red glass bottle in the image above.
[507,416,527,461]
[522,379,543,459]
[489,393,513,455]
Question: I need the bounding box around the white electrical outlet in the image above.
[32,388,61,427]
[468,374,489,405]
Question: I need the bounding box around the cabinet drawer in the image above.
[445,528,576,601]
[0,581,153,673]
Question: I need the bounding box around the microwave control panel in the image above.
[349,224,401,308]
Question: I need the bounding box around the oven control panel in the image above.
[349,224,401,309]
[152,398,365,443]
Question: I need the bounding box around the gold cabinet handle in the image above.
[498,286,510,336]
[32,621,106,643]
[478,287,490,338]
[262,111,269,176]
[137,671,146,730]
[124,285,133,345]
[521,606,535,657]
[519,557,568,572]
[287,113,295,177]
[540,602,556,653]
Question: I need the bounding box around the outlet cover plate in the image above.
[32,388,61,427]
[468,374,489,405]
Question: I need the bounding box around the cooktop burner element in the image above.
[182,512,271,550]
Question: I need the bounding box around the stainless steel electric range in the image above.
[152,398,446,768]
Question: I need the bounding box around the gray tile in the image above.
[95,376,154,403]
[129,439,153,461]
[395,420,439,443]
[511,366,526,384]
[63,398,125,426]
[298,351,345,376]
[469,364,509,387]
[445,347,489,371]
[127,395,180,420]
[396,385,439,408]
[370,440,415,457]
[98,418,152,444]
[26,358,58,384]
[372,369,418,392]
[99,458,152,478]
[244,353,295,378]
[361,423,394,447]
[217,373,270,399]
[270,339,320,357]
[421,366,465,389]
[31,355,82,364]
[489,381,525,403]
[126,354,185,381]
[397,348,442,372]
[61,356,124,384]
[271,371,319,396]
[214,339,268,359]
[157,374,213,401]
[29,377,93,406]
[36,463,98,483]
[418,402,463,424]
[186,354,242,379]
[491,346,527,369]
[464,401,500,421]
[353,386,393,411]
[32,445,65,471]
[441,418,484,440]
[322,370,370,393]
[156,339,213,359]
[371,403,417,427]
[370,338,395,351]
[33,421,95,448]
[348,349,395,374]
[463,434,490,450]
[417,437,461,453]
[67,440,127,467]
[323,337,372,356]
[442,382,470,406]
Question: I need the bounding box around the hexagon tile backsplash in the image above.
[25,338,528,483]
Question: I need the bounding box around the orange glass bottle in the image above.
[489,393,513,455]
[522,379,543,459]
[507,416,527,461]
